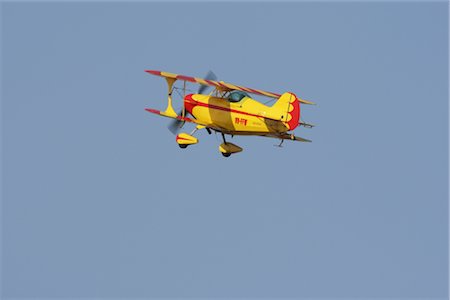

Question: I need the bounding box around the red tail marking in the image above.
[286,96,300,130]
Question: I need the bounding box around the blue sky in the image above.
[1,1,448,299]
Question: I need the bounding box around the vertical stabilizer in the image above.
[271,92,300,130]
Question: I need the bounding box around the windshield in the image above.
[227,91,250,103]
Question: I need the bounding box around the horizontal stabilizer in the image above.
[261,132,312,143]
[292,136,312,142]
[278,132,312,142]
[299,122,315,128]
[298,98,315,105]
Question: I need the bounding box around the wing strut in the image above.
[162,77,178,118]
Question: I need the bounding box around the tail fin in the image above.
[271,92,300,130]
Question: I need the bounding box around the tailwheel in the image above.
[179,144,188,149]
[222,152,231,157]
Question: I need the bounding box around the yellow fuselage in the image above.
[184,93,299,134]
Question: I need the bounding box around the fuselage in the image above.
[184,93,300,135]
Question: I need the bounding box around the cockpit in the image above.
[227,90,250,103]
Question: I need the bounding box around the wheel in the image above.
[222,152,231,157]
[178,144,188,149]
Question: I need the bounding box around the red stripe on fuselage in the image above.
[198,102,262,118]
[184,95,271,120]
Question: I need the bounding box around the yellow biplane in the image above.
[145,70,315,157]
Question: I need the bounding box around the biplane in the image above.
[145,70,315,157]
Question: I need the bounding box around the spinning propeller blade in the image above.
[167,110,185,134]
[169,71,216,134]
[198,70,217,94]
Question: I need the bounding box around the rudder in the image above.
[271,92,300,130]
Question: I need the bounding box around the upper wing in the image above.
[146,70,315,104]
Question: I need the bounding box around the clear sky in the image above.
[1,1,448,299]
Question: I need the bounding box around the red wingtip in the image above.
[145,70,161,76]
[145,108,161,115]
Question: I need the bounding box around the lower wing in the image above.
[145,108,204,125]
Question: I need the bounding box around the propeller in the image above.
[198,70,217,94]
[168,110,184,134]
[168,70,217,135]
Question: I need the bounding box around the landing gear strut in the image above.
[221,133,227,144]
